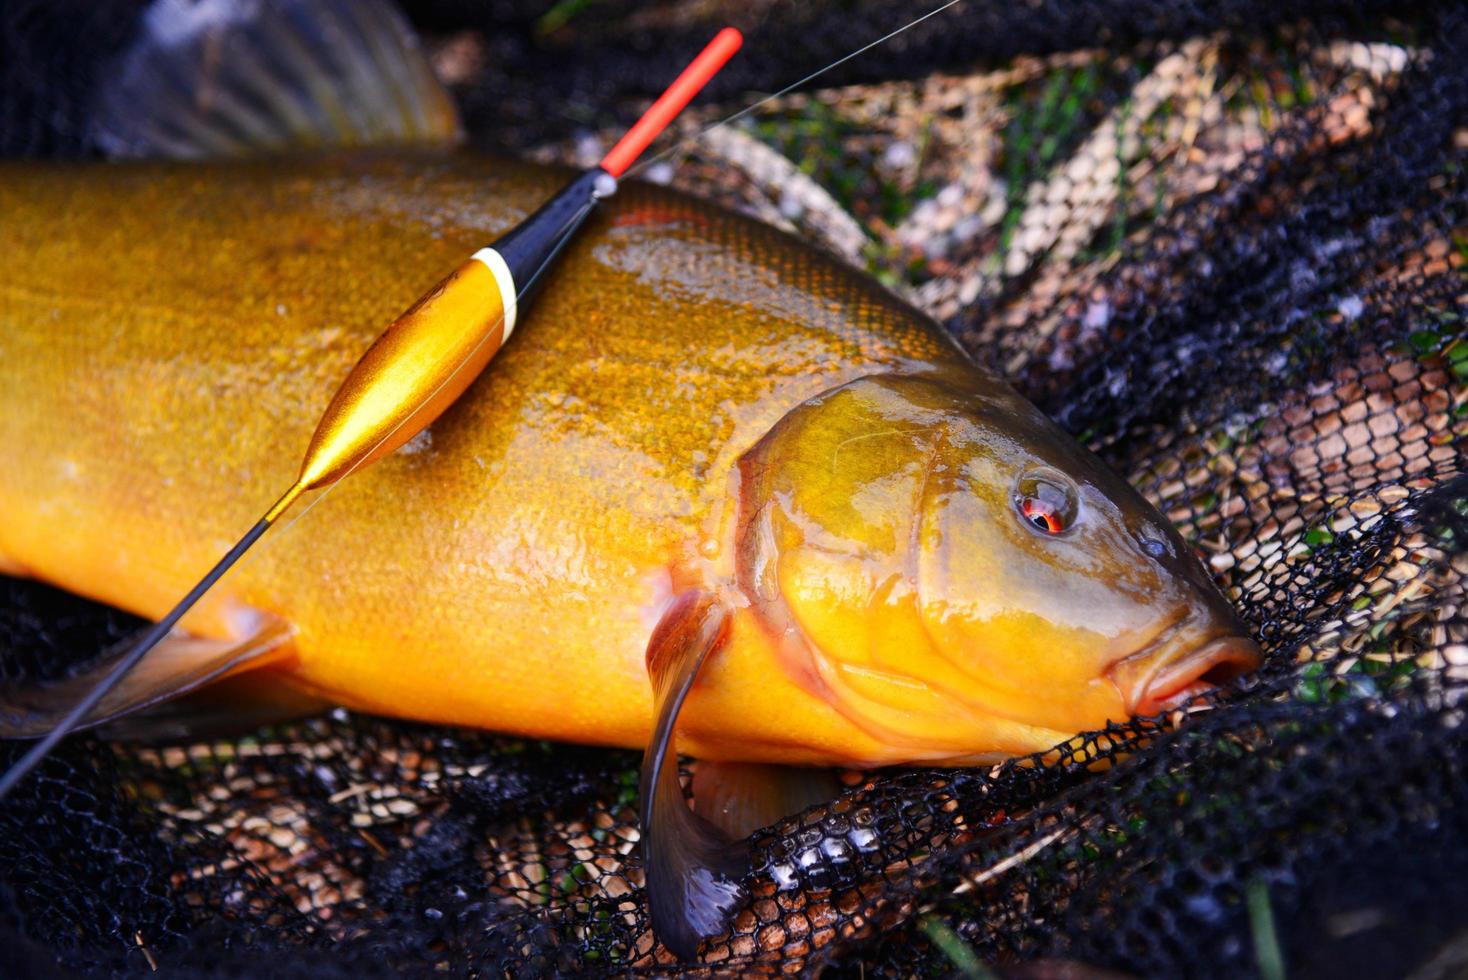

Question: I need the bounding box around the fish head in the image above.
[736,372,1259,763]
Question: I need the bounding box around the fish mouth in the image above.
[1109,631,1262,716]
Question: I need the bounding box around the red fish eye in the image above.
[1021,497,1065,534]
[1014,470,1079,536]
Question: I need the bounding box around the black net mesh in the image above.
[2,0,1466,976]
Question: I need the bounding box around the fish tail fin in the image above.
[90,0,461,160]
[0,609,294,738]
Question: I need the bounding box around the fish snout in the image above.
[1108,629,1262,717]
[1110,519,1263,714]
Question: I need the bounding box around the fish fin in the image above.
[0,610,294,738]
[97,669,329,743]
[90,0,461,160]
[692,761,843,841]
[640,590,748,962]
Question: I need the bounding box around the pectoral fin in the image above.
[0,610,294,738]
[640,590,747,962]
[692,761,843,841]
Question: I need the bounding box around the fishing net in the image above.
[2,0,1466,976]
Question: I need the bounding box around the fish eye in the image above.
[1014,470,1078,536]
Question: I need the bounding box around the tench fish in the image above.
[0,0,1259,958]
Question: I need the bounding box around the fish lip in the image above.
[1108,631,1262,716]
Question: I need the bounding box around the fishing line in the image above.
[630,0,966,177]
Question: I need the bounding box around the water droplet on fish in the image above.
[397,428,433,455]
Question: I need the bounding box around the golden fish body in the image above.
[0,151,1255,767]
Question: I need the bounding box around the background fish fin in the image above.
[0,610,294,737]
[90,0,461,160]
[639,590,748,962]
[692,761,843,841]
[97,668,329,743]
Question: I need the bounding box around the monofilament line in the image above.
[630,0,966,178]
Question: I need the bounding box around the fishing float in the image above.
[0,26,744,800]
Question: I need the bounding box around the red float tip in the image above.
[599,27,743,179]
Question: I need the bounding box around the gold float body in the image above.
[297,254,513,494]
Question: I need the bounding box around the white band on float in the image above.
[470,246,519,340]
